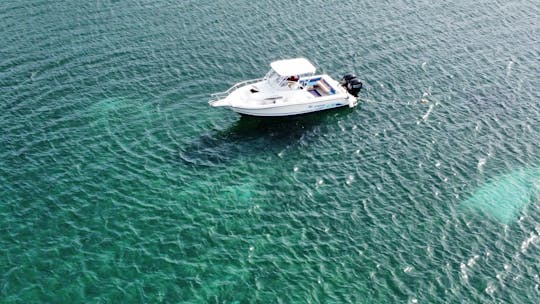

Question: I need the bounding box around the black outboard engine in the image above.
[340,74,356,86]
[340,74,363,97]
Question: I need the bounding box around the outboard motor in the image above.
[340,74,356,86]
[347,78,363,97]
[340,74,363,97]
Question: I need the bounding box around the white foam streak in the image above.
[422,104,434,121]
[520,232,539,253]
[477,158,486,172]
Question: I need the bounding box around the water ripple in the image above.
[1,0,540,302]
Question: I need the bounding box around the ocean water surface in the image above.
[1,0,539,302]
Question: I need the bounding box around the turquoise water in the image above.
[1,0,539,302]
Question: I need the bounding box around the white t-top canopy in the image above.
[270,58,316,76]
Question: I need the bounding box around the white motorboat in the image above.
[209,58,363,117]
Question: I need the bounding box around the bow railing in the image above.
[209,78,264,105]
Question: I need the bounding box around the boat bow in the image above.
[209,78,263,107]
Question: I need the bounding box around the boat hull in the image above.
[230,97,355,117]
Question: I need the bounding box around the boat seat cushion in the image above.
[319,79,336,95]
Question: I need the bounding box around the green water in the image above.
[1,0,539,302]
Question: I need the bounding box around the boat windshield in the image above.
[265,69,287,87]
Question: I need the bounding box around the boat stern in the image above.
[347,95,358,108]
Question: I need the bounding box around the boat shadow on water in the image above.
[179,107,355,167]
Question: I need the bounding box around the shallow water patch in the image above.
[461,166,540,223]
